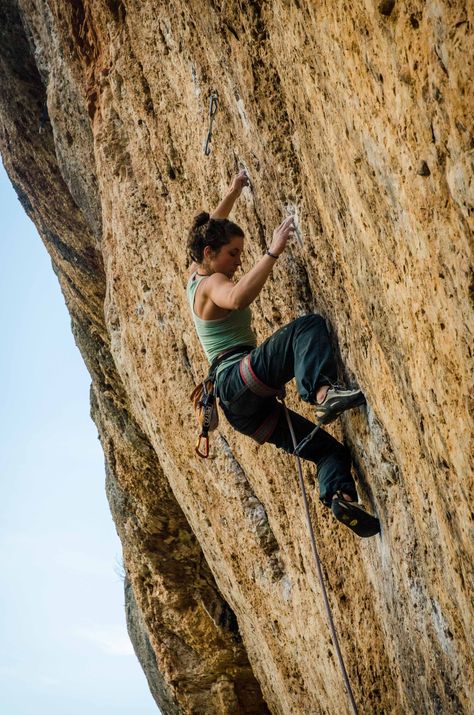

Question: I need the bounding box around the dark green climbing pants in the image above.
[216,315,358,507]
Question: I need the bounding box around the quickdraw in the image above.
[203,90,219,156]
[191,379,218,458]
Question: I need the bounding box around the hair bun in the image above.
[193,211,210,229]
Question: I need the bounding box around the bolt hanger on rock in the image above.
[203,90,219,156]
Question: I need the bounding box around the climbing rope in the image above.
[203,90,219,156]
[282,400,360,715]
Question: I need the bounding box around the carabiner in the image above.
[209,91,219,117]
[195,434,209,458]
[204,130,212,156]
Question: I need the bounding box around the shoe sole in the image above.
[331,498,380,538]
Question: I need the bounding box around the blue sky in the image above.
[0,161,157,714]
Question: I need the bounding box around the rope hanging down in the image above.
[281,400,360,715]
[203,90,219,156]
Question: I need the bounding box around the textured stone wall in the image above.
[0,1,472,713]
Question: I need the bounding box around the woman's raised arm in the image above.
[211,170,249,219]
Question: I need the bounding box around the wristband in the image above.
[266,250,278,259]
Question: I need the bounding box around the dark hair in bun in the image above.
[187,212,244,263]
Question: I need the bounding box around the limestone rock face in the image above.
[1,1,472,713]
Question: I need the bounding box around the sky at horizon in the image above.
[0,160,158,714]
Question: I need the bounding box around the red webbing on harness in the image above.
[239,354,285,398]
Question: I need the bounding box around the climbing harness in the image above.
[203,90,219,156]
[190,344,254,458]
[281,400,360,715]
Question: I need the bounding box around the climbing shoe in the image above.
[315,385,366,425]
[331,492,380,538]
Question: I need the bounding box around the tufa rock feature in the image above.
[0,1,473,714]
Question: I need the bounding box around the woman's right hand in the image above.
[269,216,295,257]
[229,169,250,196]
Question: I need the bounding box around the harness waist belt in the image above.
[208,344,255,378]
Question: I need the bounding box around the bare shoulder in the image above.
[196,272,234,318]
[205,272,233,291]
[208,272,231,284]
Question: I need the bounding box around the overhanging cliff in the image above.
[0,1,472,713]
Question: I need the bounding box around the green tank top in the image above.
[186,271,257,373]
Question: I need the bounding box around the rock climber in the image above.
[186,170,380,537]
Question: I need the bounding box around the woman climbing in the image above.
[186,170,379,537]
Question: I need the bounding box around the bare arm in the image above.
[206,216,295,309]
[211,170,249,219]
[187,171,248,275]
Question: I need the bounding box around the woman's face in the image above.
[205,235,244,279]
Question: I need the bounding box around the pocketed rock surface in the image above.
[1,1,473,713]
